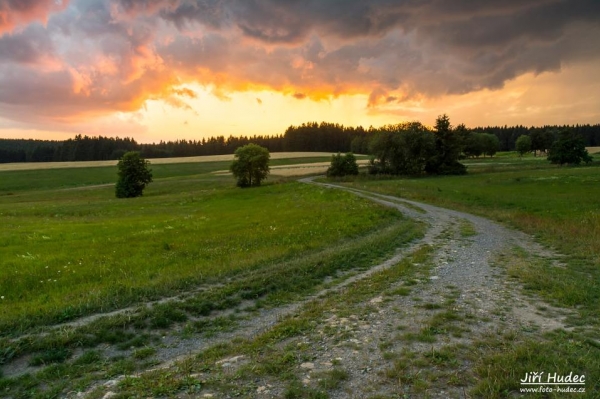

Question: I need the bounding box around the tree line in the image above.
[1,122,599,163]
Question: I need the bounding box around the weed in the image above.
[133,347,156,360]
[284,380,329,399]
[29,347,71,366]
[316,368,349,390]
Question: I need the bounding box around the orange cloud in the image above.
[2,0,600,134]
[0,0,70,34]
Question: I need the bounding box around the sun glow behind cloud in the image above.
[139,85,392,142]
[0,0,599,142]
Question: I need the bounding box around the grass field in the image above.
[0,161,403,335]
[1,151,599,398]
[0,152,359,172]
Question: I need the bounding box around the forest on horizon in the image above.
[1,122,599,164]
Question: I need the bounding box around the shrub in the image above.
[230,143,270,187]
[547,129,592,165]
[327,152,359,177]
[115,151,153,198]
[515,135,532,157]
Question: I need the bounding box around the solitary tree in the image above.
[425,114,466,175]
[481,133,500,157]
[515,135,532,158]
[547,129,592,165]
[115,151,153,198]
[230,143,270,187]
[327,152,359,177]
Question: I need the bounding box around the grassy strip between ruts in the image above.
[76,245,435,399]
[0,216,423,397]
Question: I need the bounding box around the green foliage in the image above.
[463,132,485,158]
[425,114,466,175]
[326,152,359,177]
[115,151,153,198]
[473,331,600,399]
[515,135,532,157]
[547,129,592,165]
[480,133,500,157]
[368,122,436,175]
[530,128,556,155]
[230,143,270,187]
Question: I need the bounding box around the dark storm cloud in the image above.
[151,0,600,98]
[0,24,55,64]
[1,0,600,127]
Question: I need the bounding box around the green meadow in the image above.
[0,156,339,193]
[1,152,599,398]
[0,159,403,334]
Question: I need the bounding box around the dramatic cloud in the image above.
[0,0,70,34]
[0,0,599,132]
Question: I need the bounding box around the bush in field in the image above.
[547,129,592,165]
[327,153,359,177]
[115,151,153,198]
[230,143,270,187]
[515,135,532,157]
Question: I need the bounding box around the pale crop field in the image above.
[0,152,342,172]
[586,146,600,154]
[213,159,371,177]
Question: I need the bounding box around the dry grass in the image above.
[0,152,340,172]
[213,160,370,177]
[586,146,600,154]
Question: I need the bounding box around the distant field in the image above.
[587,146,600,154]
[215,159,371,177]
[0,155,361,193]
[0,152,357,172]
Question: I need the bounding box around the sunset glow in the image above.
[1,1,599,142]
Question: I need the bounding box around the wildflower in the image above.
[1,296,4,300]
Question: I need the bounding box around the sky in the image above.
[0,0,599,143]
